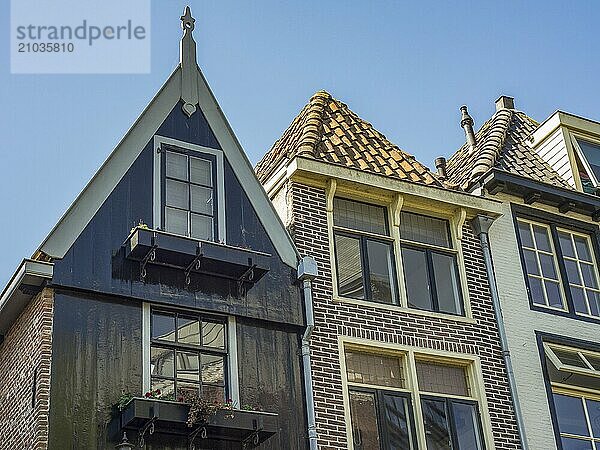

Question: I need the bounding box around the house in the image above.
[0,8,315,449]
[256,91,524,449]
[446,96,600,449]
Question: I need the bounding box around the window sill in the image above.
[331,296,478,324]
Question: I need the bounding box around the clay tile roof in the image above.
[255,90,441,186]
[446,108,571,191]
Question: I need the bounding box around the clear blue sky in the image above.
[1,1,600,286]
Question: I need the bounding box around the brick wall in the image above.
[286,181,521,450]
[0,288,54,449]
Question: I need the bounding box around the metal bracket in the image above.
[184,245,203,286]
[188,426,208,450]
[138,416,157,447]
[140,244,158,280]
[241,417,263,448]
[237,264,256,296]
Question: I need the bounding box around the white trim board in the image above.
[34,63,299,268]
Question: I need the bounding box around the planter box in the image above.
[125,228,270,284]
[118,398,278,445]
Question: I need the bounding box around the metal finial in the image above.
[181,6,195,33]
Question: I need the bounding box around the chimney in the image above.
[495,95,515,111]
[435,157,447,180]
[460,105,477,148]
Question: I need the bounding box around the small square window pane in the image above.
[177,316,200,345]
[574,236,593,262]
[177,381,200,400]
[191,214,214,241]
[586,354,600,371]
[345,351,404,388]
[553,348,588,368]
[202,385,225,403]
[151,347,174,377]
[545,281,563,308]
[523,249,540,276]
[528,276,545,305]
[565,260,582,285]
[202,355,225,385]
[176,351,199,381]
[588,291,600,317]
[581,264,598,288]
[335,234,365,300]
[191,185,213,215]
[518,221,534,248]
[554,394,589,436]
[571,287,588,314]
[432,252,462,314]
[559,232,576,258]
[190,157,213,186]
[366,240,395,304]
[533,225,552,252]
[165,207,188,236]
[333,198,387,235]
[152,312,176,341]
[539,253,558,279]
[400,212,450,248]
[151,378,174,398]
[416,361,469,396]
[202,321,225,349]
[166,151,188,181]
[402,247,433,311]
[166,179,189,209]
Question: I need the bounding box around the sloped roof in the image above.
[446,108,571,191]
[255,91,440,186]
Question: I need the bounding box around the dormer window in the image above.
[572,137,600,192]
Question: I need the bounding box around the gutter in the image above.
[470,216,528,450]
[297,256,319,450]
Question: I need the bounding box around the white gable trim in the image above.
[38,68,182,259]
[36,64,299,268]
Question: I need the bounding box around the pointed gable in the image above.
[256,91,440,186]
[446,108,571,191]
[35,8,298,269]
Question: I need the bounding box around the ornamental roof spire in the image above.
[180,6,199,117]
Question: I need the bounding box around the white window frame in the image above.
[570,131,600,187]
[153,135,226,243]
[338,337,494,450]
[142,302,240,405]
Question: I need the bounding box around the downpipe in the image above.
[298,256,318,450]
[470,216,529,450]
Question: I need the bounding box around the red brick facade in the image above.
[0,288,53,449]
[286,181,521,449]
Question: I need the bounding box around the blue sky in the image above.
[1,1,600,286]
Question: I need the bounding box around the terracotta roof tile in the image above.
[255,91,441,186]
[446,109,571,190]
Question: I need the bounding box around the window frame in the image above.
[153,135,226,244]
[341,342,492,450]
[570,131,600,189]
[332,197,399,305]
[513,205,600,324]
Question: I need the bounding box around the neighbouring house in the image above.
[446,96,600,450]
[256,90,524,449]
[0,8,315,449]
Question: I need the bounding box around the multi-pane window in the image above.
[346,349,485,450]
[517,217,600,319]
[164,149,216,241]
[544,343,600,449]
[333,198,397,304]
[400,212,463,315]
[150,309,227,402]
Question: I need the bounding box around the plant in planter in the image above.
[185,394,236,427]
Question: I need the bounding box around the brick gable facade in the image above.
[285,180,521,449]
[0,288,53,449]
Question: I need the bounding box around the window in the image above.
[150,309,227,402]
[516,217,600,319]
[345,349,486,450]
[400,212,463,315]
[543,342,600,449]
[333,198,398,304]
[163,148,217,241]
[573,137,600,188]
